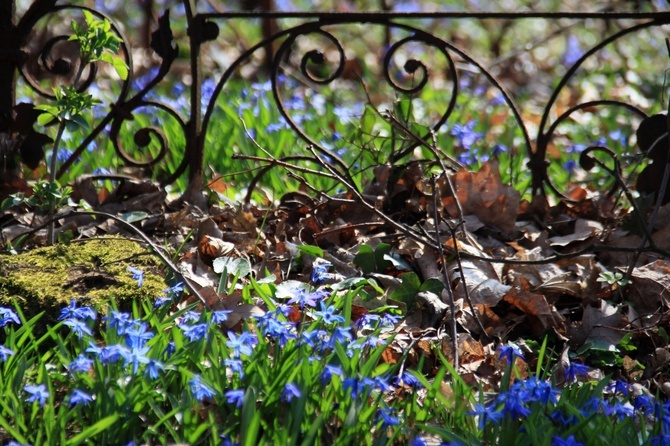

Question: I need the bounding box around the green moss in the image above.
[0,237,167,324]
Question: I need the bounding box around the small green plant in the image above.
[597,271,631,288]
[33,11,127,243]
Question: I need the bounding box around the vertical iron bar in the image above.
[0,0,16,132]
[183,0,205,204]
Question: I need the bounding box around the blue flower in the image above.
[552,435,584,446]
[24,383,49,407]
[563,159,578,175]
[226,332,254,357]
[181,310,202,324]
[124,347,151,375]
[68,354,93,373]
[649,434,670,446]
[201,78,216,112]
[362,335,385,349]
[164,341,176,358]
[225,389,245,408]
[329,326,353,347]
[154,296,171,308]
[607,379,629,396]
[282,382,301,402]
[550,409,578,427]
[355,313,380,330]
[310,259,334,284]
[0,345,15,362]
[266,120,290,133]
[224,358,244,379]
[581,397,603,416]
[497,342,525,364]
[633,395,654,415]
[0,307,21,327]
[124,322,154,349]
[58,299,96,321]
[411,438,428,446]
[451,120,483,151]
[380,313,401,328]
[212,310,233,324]
[163,282,184,297]
[313,301,345,325]
[105,311,131,334]
[145,359,164,379]
[127,266,144,287]
[63,318,93,339]
[563,35,583,66]
[287,287,326,310]
[189,375,215,401]
[343,377,369,399]
[468,403,504,430]
[321,364,343,384]
[87,343,129,365]
[603,401,634,421]
[376,408,400,427]
[69,389,94,407]
[56,148,74,164]
[181,323,208,342]
[492,144,508,156]
[564,362,589,383]
[497,390,531,418]
[393,371,422,389]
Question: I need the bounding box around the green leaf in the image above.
[212,256,252,277]
[296,244,324,258]
[353,244,375,274]
[37,112,56,126]
[360,104,377,135]
[390,272,422,309]
[112,57,129,80]
[66,414,118,445]
[121,211,148,223]
[330,277,369,291]
[275,280,310,299]
[241,387,261,446]
[353,243,393,274]
[393,98,412,123]
[420,278,444,294]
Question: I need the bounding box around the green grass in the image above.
[0,265,667,445]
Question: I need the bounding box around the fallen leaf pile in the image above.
[1,155,669,396]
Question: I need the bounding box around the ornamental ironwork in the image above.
[2,1,670,203]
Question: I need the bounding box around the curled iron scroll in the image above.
[108,100,188,172]
[17,5,132,102]
[535,19,669,199]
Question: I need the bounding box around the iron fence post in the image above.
[0,0,17,132]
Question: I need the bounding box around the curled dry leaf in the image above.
[571,299,624,349]
[625,260,670,317]
[547,218,603,247]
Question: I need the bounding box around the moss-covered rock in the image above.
[0,237,167,325]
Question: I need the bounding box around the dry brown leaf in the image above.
[503,286,565,337]
[442,161,520,236]
[626,260,670,317]
[571,299,624,348]
[548,218,602,247]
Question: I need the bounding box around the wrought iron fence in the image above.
[3,0,670,202]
